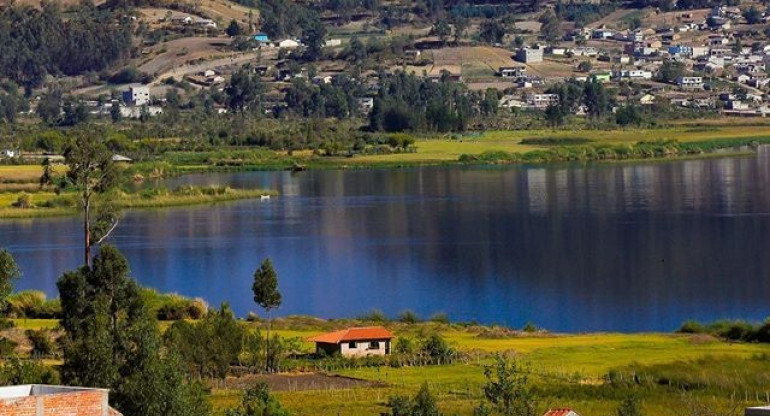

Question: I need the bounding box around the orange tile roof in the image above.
[307,326,393,344]
[543,409,578,416]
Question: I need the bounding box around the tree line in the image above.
[0,3,133,92]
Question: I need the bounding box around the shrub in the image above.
[358,308,388,322]
[0,357,59,385]
[429,312,450,324]
[398,310,420,324]
[12,193,32,208]
[25,329,55,358]
[677,320,704,334]
[5,291,61,318]
[522,322,538,333]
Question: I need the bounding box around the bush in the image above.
[0,357,59,385]
[141,288,208,320]
[12,193,32,208]
[429,312,450,324]
[358,309,388,322]
[25,329,55,358]
[5,291,61,318]
[398,310,420,324]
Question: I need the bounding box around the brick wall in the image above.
[0,390,107,416]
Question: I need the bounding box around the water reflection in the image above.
[3,149,770,331]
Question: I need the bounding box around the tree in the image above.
[657,60,685,83]
[617,396,644,416]
[744,6,761,24]
[451,16,468,45]
[110,103,122,123]
[62,128,119,267]
[301,15,327,61]
[477,355,536,416]
[539,11,562,42]
[225,67,265,113]
[57,246,211,416]
[385,383,442,416]
[431,20,451,45]
[0,249,20,314]
[225,382,289,416]
[37,90,62,125]
[577,60,592,72]
[39,158,54,189]
[252,258,282,372]
[165,303,245,379]
[226,19,242,37]
[583,78,609,118]
[479,20,506,44]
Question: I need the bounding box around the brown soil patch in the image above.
[222,373,387,392]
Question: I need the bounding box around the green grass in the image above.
[338,126,770,165]
[223,319,770,415]
[9,318,59,330]
[0,187,277,219]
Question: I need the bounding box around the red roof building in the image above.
[542,408,580,416]
[308,326,393,357]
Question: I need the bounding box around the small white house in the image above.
[276,39,300,49]
[2,149,17,158]
[308,326,393,357]
[676,76,703,89]
[122,86,150,106]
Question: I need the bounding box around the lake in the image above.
[4,150,770,332]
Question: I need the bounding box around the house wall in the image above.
[0,390,109,416]
[339,339,391,357]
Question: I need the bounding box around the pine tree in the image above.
[252,258,282,372]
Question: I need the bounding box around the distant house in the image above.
[676,76,703,89]
[0,385,122,416]
[195,18,217,29]
[308,326,393,357]
[526,93,559,109]
[499,66,527,78]
[499,94,525,109]
[543,408,581,416]
[324,39,342,47]
[358,97,375,114]
[2,149,17,158]
[253,33,270,43]
[122,86,150,106]
[172,16,193,25]
[276,39,300,49]
[515,48,543,64]
[639,94,656,105]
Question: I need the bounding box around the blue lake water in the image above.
[3,149,770,332]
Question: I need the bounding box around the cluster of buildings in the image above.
[492,5,770,117]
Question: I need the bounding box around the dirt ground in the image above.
[137,37,236,77]
[221,373,388,392]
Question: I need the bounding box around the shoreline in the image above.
[0,187,278,220]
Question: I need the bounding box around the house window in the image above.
[348,342,357,349]
[368,341,380,350]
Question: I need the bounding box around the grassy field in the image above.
[343,125,770,164]
[207,320,770,416]
[7,316,770,415]
[0,187,277,219]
